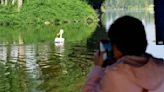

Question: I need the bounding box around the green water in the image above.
[0,22,97,92]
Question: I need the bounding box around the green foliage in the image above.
[0,0,97,25]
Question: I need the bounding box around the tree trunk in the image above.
[12,0,16,5]
[1,0,4,5]
[18,0,23,11]
[4,0,7,5]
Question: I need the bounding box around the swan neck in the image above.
[59,33,63,38]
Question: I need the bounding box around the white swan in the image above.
[54,29,64,46]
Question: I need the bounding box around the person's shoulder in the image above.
[105,61,128,74]
[104,61,135,81]
[146,52,161,60]
[141,53,164,67]
[151,56,164,66]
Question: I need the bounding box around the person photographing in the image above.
[82,16,164,92]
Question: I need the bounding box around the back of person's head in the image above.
[108,16,148,56]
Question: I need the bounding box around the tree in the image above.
[1,0,4,5]
[18,0,23,11]
[0,0,23,11]
[4,0,7,5]
[12,0,16,5]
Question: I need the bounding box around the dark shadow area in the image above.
[85,0,105,10]
[86,0,108,50]
[85,0,105,18]
[86,18,108,51]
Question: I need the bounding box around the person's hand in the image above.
[94,50,104,67]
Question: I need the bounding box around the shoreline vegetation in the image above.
[0,0,98,44]
[0,0,98,26]
[101,0,154,13]
[0,0,154,27]
[102,5,154,14]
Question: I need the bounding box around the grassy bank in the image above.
[0,0,97,26]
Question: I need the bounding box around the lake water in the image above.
[0,11,163,92]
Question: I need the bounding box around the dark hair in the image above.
[108,16,148,56]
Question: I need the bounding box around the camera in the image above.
[99,39,113,67]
